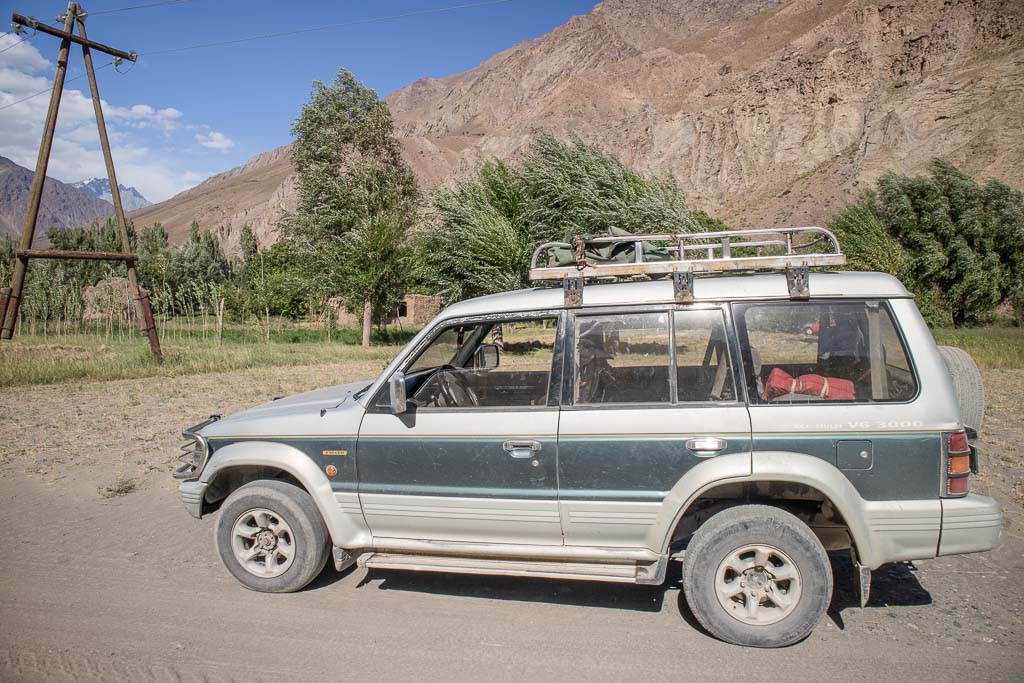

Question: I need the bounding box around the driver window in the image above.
[407,318,558,409]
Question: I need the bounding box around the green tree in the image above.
[418,134,703,302]
[830,160,1024,326]
[282,69,418,345]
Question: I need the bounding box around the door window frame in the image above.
[561,303,745,411]
[369,309,567,414]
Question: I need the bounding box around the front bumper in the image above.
[179,480,208,519]
[938,494,1003,557]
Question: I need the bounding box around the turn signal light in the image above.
[948,454,971,475]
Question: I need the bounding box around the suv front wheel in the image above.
[682,504,833,647]
[215,480,331,593]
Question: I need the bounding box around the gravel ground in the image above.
[0,364,1021,681]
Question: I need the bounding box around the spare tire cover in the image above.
[937,345,985,430]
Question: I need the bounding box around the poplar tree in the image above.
[283,69,418,346]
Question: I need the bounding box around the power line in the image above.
[0,60,114,112]
[0,33,33,54]
[142,0,514,56]
[87,0,192,16]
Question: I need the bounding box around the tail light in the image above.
[943,430,972,497]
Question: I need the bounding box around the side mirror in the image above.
[389,371,408,414]
[473,343,500,369]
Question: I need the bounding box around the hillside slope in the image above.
[131,0,1024,248]
[128,145,293,252]
[0,156,115,245]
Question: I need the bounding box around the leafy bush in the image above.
[830,160,1023,326]
[418,133,702,302]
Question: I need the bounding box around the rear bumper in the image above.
[938,494,1002,557]
[178,481,208,519]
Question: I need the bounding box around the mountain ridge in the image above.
[0,156,115,245]
[71,178,152,212]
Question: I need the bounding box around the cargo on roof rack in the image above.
[528,226,847,306]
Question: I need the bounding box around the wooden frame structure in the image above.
[1,2,161,359]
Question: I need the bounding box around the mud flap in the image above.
[857,561,871,608]
[333,547,356,572]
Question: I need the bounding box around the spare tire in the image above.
[937,346,985,430]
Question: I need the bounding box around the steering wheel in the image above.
[420,365,479,408]
[438,368,480,407]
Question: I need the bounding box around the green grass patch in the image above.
[3,324,1017,387]
[932,327,1024,369]
[0,333,405,387]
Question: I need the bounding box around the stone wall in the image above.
[327,294,443,329]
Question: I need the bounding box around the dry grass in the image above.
[98,473,137,499]
[0,334,403,388]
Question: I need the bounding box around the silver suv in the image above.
[174,228,1001,648]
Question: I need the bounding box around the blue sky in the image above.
[0,0,597,201]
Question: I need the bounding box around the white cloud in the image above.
[107,103,183,130]
[194,131,234,150]
[0,40,235,203]
[0,34,50,72]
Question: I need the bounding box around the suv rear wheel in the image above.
[215,480,330,593]
[682,504,832,647]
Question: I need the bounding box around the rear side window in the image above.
[735,301,917,404]
[575,312,671,404]
[675,309,735,402]
[572,309,736,405]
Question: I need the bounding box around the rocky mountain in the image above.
[71,178,152,211]
[132,0,1024,250]
[128,145,293,252]
[0,156,115,244]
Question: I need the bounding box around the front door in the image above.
[357,313,564,545]
[557,307,752,548]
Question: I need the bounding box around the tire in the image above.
[937,346,985,430]
[215,480,331,593]
[682,505,832,648]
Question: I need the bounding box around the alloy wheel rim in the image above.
[714,543,802,626]
[231,508,296,578]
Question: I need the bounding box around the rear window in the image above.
[735,301,917,404]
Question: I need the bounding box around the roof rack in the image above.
[528,226,846,306]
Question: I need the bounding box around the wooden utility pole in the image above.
[1,2,162,360]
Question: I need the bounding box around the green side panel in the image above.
[753,432,941,501]
[355,437,557,499]
[208,437,359,492]
[557,435,752,502]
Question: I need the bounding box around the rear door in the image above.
[557,306,752,548]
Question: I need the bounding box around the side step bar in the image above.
[361,552,667,585]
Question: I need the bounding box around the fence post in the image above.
[216,297,224,347]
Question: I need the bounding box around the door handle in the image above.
[686,437,727,455]
[503,440,542,458]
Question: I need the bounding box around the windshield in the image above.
[407,324,485,373]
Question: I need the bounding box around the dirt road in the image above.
[1,364,1021,681]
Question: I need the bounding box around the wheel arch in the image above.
[652,451,880,567]
[200,440,371,548]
